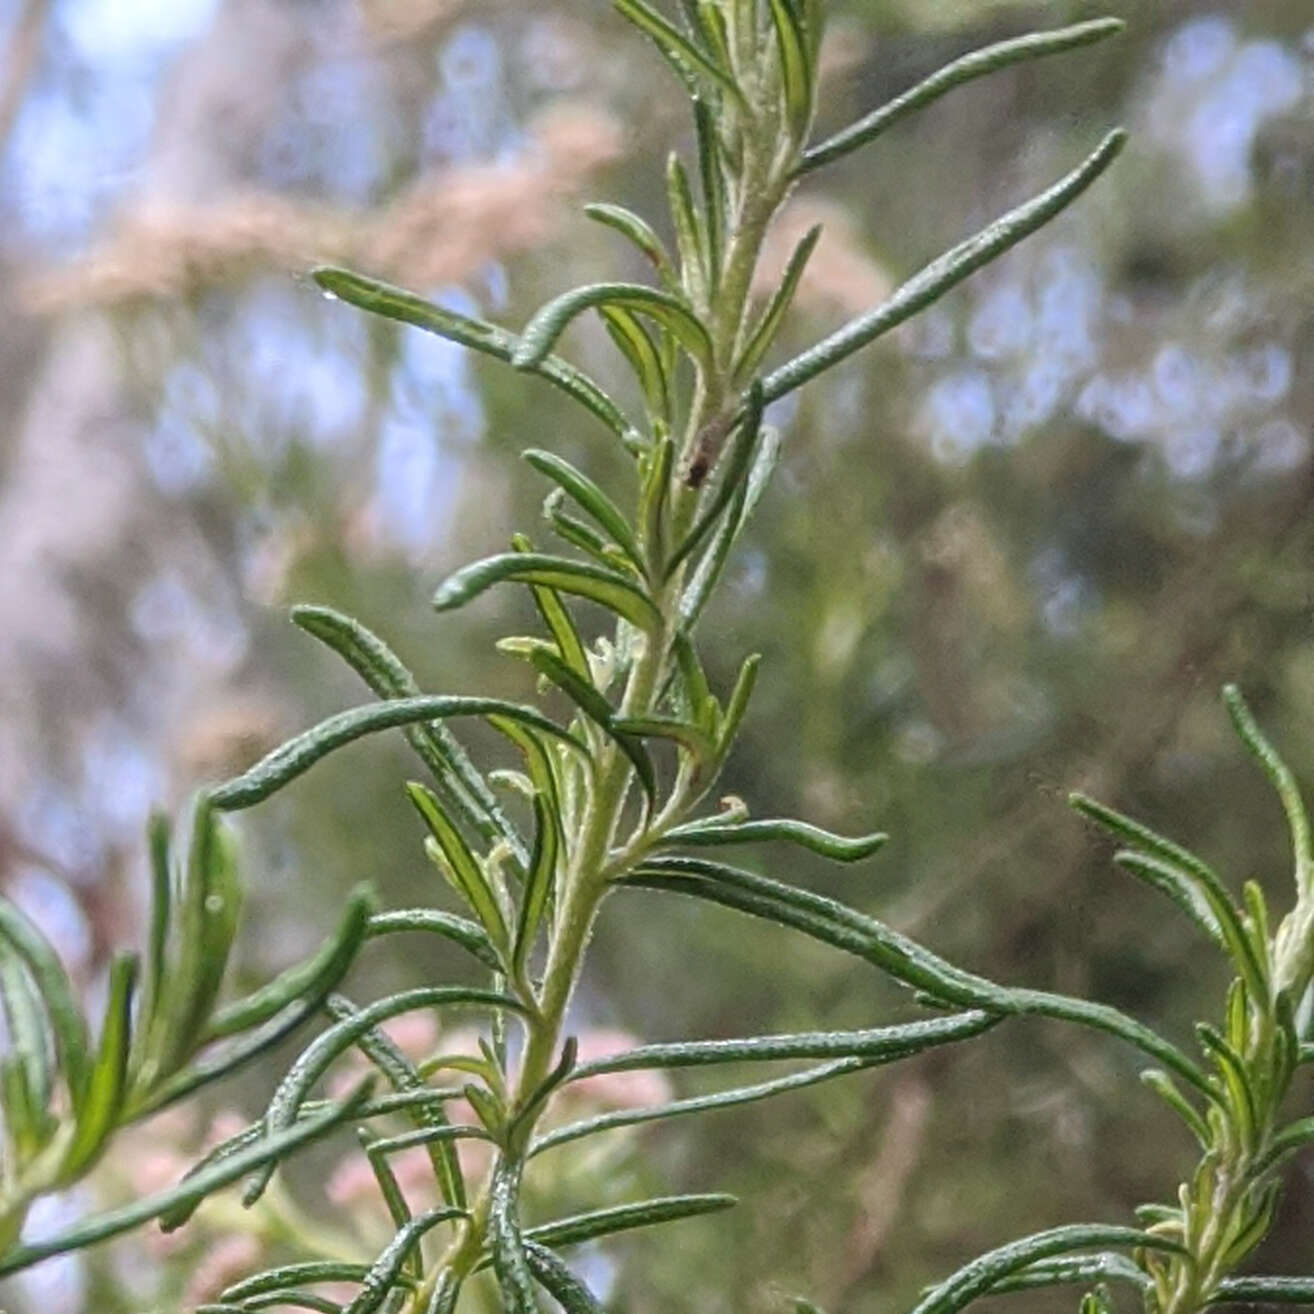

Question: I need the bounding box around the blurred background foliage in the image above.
[0,0,1312,1310]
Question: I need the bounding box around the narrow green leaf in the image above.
[0,1081,373,1278]
[1072,792,1266,1004]
[508,1039,579,1152]
[1139,1069,1209,1149]
[59,953,137,1179]
[156,799,241,1078]
[1219,1182,1280,1272]
[524,1241,604,1314]
[681,426,781,629]
[909,1224,1180,1314]
[543,489,626,568]
[0,951,52,1141]
[512,282,713,374]
[672,630,715,726]
[510,537,594,681]
[638,434,675,570]
[736,226,821,381]
[663,816,888,861]
[667,152,707,304]
[367,908,501,971]
[211,696,581,812]
[291,605,526,867]
[408,783,509,950]
[584,203,677,285]
[613,0,745,105]
[1197,1023,1258,1144]
[343,1207,468,1314]
[434,553,661,633]
[716,652,761,758]
[797,20,1125,175]
[157,1089,465,1231]
[365,1123,493,1160]
[312,268,638,449]
[1114,851,1225,947]
[1,1054,45,1165]
[523,451,643,571]
[669,382,765,574]
[567,1011,995,1077]
[1215,1277,1314,1304]
[222,1262,418,1303]
[601,304,672,423]
[357,1127,416,1242]
[425,1270,463,1314]
[530,647,657,804]
[767,0,813,137]
[693,97,725,286]
[245,987,524,1206]
[624,858,1210,1094]
[515,793,560,975]
[490,1158,541,1314]
[765,131,1127,403]
[989,1254,1149,1296]
[527,1193,735,1249]
[0,899,90,1115]
[532,1057,871,1158]
[1223,684,1312,882]
[137,811,172,1057]
[207,885,376,1040]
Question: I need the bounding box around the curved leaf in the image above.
[1223,684,1312,882]
[988,1254,1149,1296]
[0,899,90,1115]
[1214,1277,1314,1305]
[366,908,501,971]
[524,1241,604,1314]
[523,450,643,570]
[736,226,821,381]
[767,0,813,137]
[601,304,672,424]
[909,1224,1181,1314]
[490,1158,541,1314]
[764,131,1127,403]
[211,696,581,812]
[0,1081,373,1278]
[292,605,525,865]
[515,793,560,975]
[245,987,525,1205]
[624,857,1210,1094]
[530,647,657,803]
[532,1057,870,1158]
[584,203,677,284]
[668,382,766,574]
[567,1011,996,1077]
[797,20,1125,175]
[222,1263,417,1303]
[59,953,137,1179]
[662,816,887,861]
[434,553,661,632]
[408,783,509,950]
[343,1207,468,1314]
[526,1193,736,1249]
[206,885,377,1040]
[612,0,744,105]
[312,268,638,449]
[512,283,713,373]
[1071,793,1265,1005]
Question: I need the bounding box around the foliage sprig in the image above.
[9,8,1311,1314]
